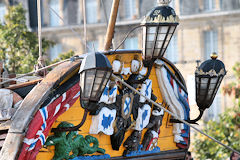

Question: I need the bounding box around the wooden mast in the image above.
[103,0,120,51]
[37,0,43,66]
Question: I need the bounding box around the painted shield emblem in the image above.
[121,93,134,120]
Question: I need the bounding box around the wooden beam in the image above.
[103,0,120,51]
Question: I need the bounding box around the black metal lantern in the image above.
[141,0,179,61]
[195,53,226,117]
[79,52,112,110]
[170,53,226,124]
[52,52,112,132]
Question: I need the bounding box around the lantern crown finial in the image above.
[211,52,218,60]
[157,0,172,6]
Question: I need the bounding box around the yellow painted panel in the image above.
[36,52,179,160]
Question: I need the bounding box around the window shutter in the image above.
[67,0,78,25]
[49,0,60,26]
[204,30,218,59]
[124,0,137,19]
[86,0,97,23]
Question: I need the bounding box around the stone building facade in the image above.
[0,0,239,121]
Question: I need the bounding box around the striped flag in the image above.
[18,83,80,160]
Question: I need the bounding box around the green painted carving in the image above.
[44,122,105,160]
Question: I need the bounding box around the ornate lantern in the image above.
[171,53,226,124]
[52,52,112,132]
[79,52,112,111]
[141,0,179,62]
[194,53,226,121]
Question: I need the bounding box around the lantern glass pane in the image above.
[156,41,163,48]
[164,41,169,48]
[106,71,111,79]
[198,95,205,101]
[196,77,200,83]
[167,34,172,41]
[145,48,152,59]
[210,77,218,83]
[91,70,105,98]
[161,48,166,55]
[147,34,155,41]
[201,83,208,89]
[201,78,209,83]
[97,71,111,98]
[142,26,147,52]
[153,49,160,57]
[160,26,168,33]
[84,69,96,98]
[146,42,154,49]
[208,89,214,95]
[147,26,157,34]
[206,94,212,101]
[157,34,165,41]
[80,71,85,93]
[169,26,176,34]
[209,83,217,89]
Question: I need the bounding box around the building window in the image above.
[87,40,99,52]
[50,44,62,61]
[124,0,137,19]
[124,37,138,49]
[86,0,97,24]
[165,35,178,62]
[63,0,78,25]
[49,0,60,27]
[179,0,200,15]
[203,30,218,60]
[204,0,216,11]
[220,0,240,11]
[0,2,6,24]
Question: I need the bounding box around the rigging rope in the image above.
[0,58,74,86]
[111,74,240,155]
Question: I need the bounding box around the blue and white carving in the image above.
[131,59,141,74]
[121,67,131,75]
[123,97,131,116]
[90,107,116,135]
[140,79,152,103]
[152,108,164,116]
[135,104,151,131]
[112,60,122,74]
[99,82,117,104]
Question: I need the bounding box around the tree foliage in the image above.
[193,63,240,160]
[0,4,53,74]
[51,50,75,64]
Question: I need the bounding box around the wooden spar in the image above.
[103,0,120,51]
[37,0,43,64]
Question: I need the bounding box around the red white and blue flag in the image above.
[18,83,80,160]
